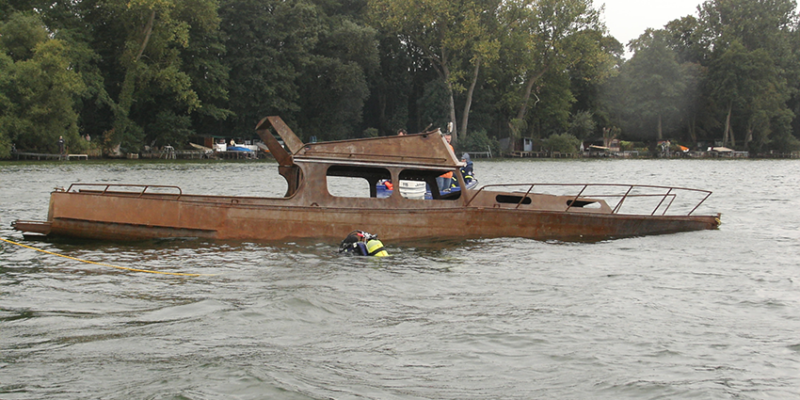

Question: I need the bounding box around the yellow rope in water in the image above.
[0,237,215,277]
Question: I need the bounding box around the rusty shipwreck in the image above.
[12,116,720,242]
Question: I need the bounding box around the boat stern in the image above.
[11,220,52,237]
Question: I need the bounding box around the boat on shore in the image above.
[12,116,720,243]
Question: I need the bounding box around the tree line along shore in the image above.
[2,0,799,161]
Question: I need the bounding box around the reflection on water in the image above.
[2,159,800,399]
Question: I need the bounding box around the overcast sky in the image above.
[600,0,703,48]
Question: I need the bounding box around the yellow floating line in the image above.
[0,237,215,277]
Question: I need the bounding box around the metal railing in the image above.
[466,183,713,216]
[66,183,183,197]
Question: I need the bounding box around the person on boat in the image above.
[397,129,407,136]
[452,152,474,188]
[437,132,455,192]
[339,231,389,257]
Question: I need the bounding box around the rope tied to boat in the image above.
[0,237,215,277]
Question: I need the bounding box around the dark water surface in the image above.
[1,159,799,399]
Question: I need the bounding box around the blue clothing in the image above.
[461,161,474,182]
[450,159,474,188]
[339,231,388,257]
[436,176,451,192]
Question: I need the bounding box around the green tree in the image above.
[455,1,500,142]
[369,0,500,144]
[543,132,581,154]
[0,10,48,61]
[221,0,376,141]
[698,0,797,54]
[698,0,798,151]
[0,13,87,156]
[0,51,12,158]
[664,15,707,64]
[70,0,220,152]
[172,0,231,143]
[526,68,575,138]
[296,15,378,140]
[416,79,451,131]
[625,29,687,141]
[362,32,415,135]
[569,31,623,129]
[709,42,791,150]
[460,128,500,156]
[220,0,320,135]
[662,17,711,144]
[568,110,595,139]
[500,0,607,126]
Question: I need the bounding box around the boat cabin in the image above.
[256,116,467,202]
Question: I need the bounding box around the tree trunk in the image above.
[657,113,663,140]
[136,10,156,61]
[723,102,732,147]
[443,69,457,144]
[114,9,157,145]
[458,59,481,143]
[438,49,457,143]
[378,92,386,134]
[516,68,547,121]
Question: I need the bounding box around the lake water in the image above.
[1,159,799,399]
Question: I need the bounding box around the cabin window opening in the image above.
[398,169,461,201]
[566,199,600,208]
[326,165,391,198]
[496,195,532,205]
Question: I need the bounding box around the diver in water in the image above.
[339,230,389,257]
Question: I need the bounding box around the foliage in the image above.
[220,0,318,135]
[146,110,192,148]
[1,0,800,157]
[368,0,501,144]
[458,128,500,156]
[543,132,581,154]
[0,13,87,156]
[696,0,798,151]
[295,17,378,141]
[0,50,12,158]
[619,140,634,152]
[624,29,688,141]
[594,0,800,153]
[362,127,379,138]
[416,79,451,131]
[499,0,609,126]
[568,110,595,139]
[507,118,527,140]
[363,32,414,136]
[0,12,48,61]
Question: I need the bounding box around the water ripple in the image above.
[2,160,800,399]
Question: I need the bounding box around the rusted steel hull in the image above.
[37,191,719,243]
[10,220,52,236]
[12,117,720,244]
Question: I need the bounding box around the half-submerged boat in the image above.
[12,116,720,243]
